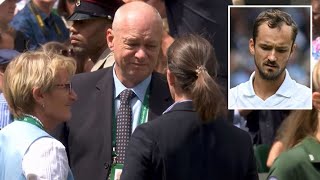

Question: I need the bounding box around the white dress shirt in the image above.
[229,69,312,109]
[22,137,70,180]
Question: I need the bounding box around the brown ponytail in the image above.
[167,34,227,122]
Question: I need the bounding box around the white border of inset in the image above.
[228,5,312,110]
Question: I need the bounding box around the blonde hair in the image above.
[278,60,320,150]
[2,51,76,118]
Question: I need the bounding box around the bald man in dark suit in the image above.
[52,2,173,180]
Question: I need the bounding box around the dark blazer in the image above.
[121,101,258,180]
[165,0,232,83]
[52,67,173,180]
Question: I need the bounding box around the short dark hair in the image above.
[252,9,298,45]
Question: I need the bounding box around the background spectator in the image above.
[57,0,75,29]
[10,0,69,50]
[0,0,27,52]
[0,49,19,129]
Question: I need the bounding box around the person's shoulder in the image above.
[214,118,251,142]
[33,136,66,150]
[294,82,311,95]
[230,80,251,91]
[149,71,172,102]
[276,145,306,165]
[290,82,312,107]
[135,113,173,133]
[73,67,111,83]
[131,120,157,144]
[230,80,252,98]
[268,145,307,179]
[15,5,30,15]
[229,80,251,108]
[151,71,167,83]
[11,7,31,27]
[133,110,195,138]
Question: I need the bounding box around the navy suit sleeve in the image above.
[121,124,157,180]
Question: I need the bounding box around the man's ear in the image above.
[249,38,255,55]
[106,28,115,51]
[312,91,320,110]
[32,87,45,106]
[290,43,297,56]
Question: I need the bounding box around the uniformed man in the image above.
[69,0,123,71]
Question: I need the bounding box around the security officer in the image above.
[69,0,123,71]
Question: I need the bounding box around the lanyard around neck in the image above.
[28,2,62,38]
[18,114,44,130]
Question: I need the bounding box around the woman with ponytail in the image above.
[121,34,258,180]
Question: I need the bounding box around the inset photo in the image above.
[228,6,312,110]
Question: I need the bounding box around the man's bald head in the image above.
[106,1,163,87]
[112,1,162,32]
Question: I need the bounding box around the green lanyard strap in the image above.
[18,114,44,130]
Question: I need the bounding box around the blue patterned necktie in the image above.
[116,89,135,164]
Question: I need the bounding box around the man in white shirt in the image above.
[229,9,311,109]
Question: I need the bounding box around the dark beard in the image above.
[255,59,285,81]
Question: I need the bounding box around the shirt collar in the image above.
[113,66,151,102]
[244,69,295,98]
[243,71,256,96]
[162,99,192,114]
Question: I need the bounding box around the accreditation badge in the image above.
[110,164,123,180]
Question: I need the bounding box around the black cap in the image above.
[68,0,124,21]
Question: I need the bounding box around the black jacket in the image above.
[121,101,258,180]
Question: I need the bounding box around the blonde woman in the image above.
[0,51,77,179]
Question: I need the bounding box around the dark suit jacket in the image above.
[165,0,232,84]
[52,67,173,180]
[121,101,258,180]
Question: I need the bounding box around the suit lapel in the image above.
[148,72,173,121]
[95,67,114,164]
